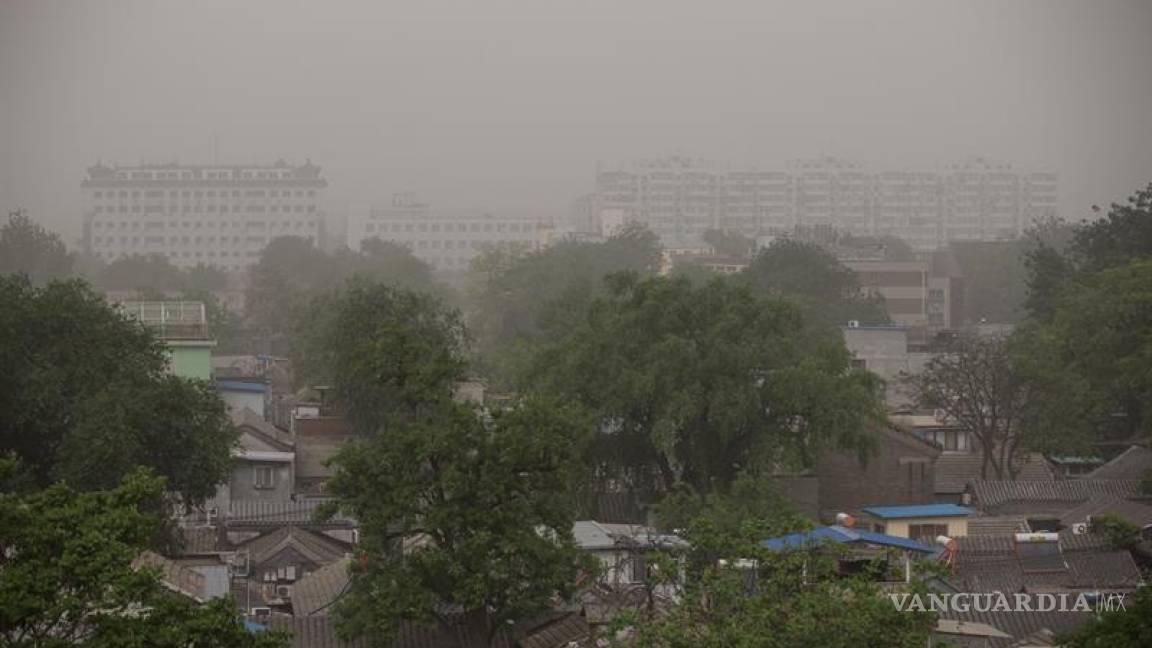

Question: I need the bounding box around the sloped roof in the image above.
[966,516,1029,536]
[950,530,1144,594]
[936,609,1093,648]
[863,504,972,519]
[293,558,351,617]
[935,453,1054,495]
[1058,495,1152,528]
[518,612,590,648]
[1084,445,1152,480]
[133,551,208,602]
[237,526,349,567]
[179,526,231,554]
[265,612,516,648]
[968,480,1141,509]
[231,408,293,451]
[761,525,936,553]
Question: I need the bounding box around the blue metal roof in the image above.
[761,525,936,553]
[861,504,972,519]
[215,379,267,394]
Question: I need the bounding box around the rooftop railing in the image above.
[118,301,209,340]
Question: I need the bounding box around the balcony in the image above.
[118,301,209,340]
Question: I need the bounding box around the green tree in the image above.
[0,466,284,648]
[619,505,934,648]
[0,275,236,504]
[0,210,73,283]
[468,223,661,385]
[530,273,883,496]
[295,279,468,430]
[324,398,594,648]
[904,335,1045,480]
[740,239,889,327]
[1061,585,1152,648]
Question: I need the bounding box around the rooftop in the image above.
[863,504,972,519]
[761,525,937,553]
[117,301,209,341]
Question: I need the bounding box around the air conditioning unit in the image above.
[276,585,292,599]
[1071,523,1089,535]
[250,607,272,618]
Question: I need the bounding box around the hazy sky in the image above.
[2,0,1151,245]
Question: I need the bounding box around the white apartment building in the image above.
[346,196,553,272]
[592,155,1057,251]
[81,160,327,271]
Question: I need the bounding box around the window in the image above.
[254,466,275,489]
[908,524,947,543]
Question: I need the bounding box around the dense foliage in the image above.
[295,278,469,430]
[248,235,440,355]
[0,275,236,504]
[0,210,73,283]
[0,466,283,648]
[325,398,593,647]
[740,239,889,327]
[529,273,884,496]
[1061,586,1152,648]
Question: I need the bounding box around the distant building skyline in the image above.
[345,194,553,272]
[80,160,327,271]
[590,155,1058,251]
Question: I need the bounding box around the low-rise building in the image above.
[117,300,215,379]
[861,504,972,542]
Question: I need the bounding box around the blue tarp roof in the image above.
[215,379,267,394]
[861,504,972,519]
[761,525,937,553]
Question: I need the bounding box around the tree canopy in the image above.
[467,223,661,385]
[295,278,469,429]
[0,465,284,648]
[0,275,236,504]
[528,272,884,496]
[739,239,889,327]
[0,210,73,283]
[325,398,593,647]
[247,236,440,355]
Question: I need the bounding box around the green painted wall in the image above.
[168,344,213,380]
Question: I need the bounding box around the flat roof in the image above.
[863,504,973,519]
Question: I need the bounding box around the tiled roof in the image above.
[293,558,351,617]
[950,530,1144,594]
[935,453,1054,495]
[227,499,356,527]
[265,612,516,648]
[966,516,1028,536]
[236,526,349,567]
[936,608,1094,648]
[968,480,1141,509]
[1058,495,1152,528]
[179,526,230,554]
[1084,445,1152,480]
[231,408,293,450]
[133,551,207,602]
[518,612,590,648]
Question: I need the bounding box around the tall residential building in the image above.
[346,195,552,272]
[590,155,1057,251]
[82,160,327,271]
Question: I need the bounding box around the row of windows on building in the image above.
[95,204,317,214]
[111,169,301,181]
[365,221,538,234]
[93,249,268,261]
[92,235,297,246]
[93,220,317,230]
[93,189,316,199]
